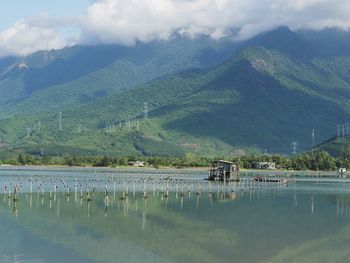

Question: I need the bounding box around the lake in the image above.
[0,167,349,263]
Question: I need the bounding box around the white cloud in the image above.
[0,14,78,57]
[1,0,350,56]
[79,0,350,43]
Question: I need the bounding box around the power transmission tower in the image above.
[143,102,149,121]
[58,112,62,131]
[312,129,315,150]
[26,127,31,137]
[291,142,298,155]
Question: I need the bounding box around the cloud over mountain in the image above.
[1,0,350,56]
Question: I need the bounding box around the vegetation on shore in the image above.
[1,149,349,171]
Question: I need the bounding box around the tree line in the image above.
[0,150,348,171]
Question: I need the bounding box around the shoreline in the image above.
[0,164,344,176]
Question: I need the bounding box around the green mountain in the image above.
[2,28,350,157]
[0,37,239,117]
[312,136,350,158]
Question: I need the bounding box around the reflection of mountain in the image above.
[266,224,350,263]
[1,193,238,263]
[1,191,350,262]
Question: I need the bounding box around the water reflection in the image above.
[0,176,350,262]
[5,181,350,220]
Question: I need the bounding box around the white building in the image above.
[128,161,145,167]
[255,162,276,170]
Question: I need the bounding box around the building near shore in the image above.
[254,162,276,170]
[128,161,145,167]
[208,160,239,181]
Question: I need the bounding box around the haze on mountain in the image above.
[1,1,350,158]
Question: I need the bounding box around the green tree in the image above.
[17,153,26,165]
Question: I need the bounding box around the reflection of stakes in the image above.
[196,182,201,196]
[175,183,178,199]
[88,201,91,218]
[87,189,92,202]
[143,181,148,199]
[153,181,156,197]
[13,201,18,217]
[196,194,200,209]
[113,179,116,199]
[208,192,213,205]
[13,186,19,202]
[133,181,137,198]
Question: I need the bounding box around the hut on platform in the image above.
[208,160,239,181]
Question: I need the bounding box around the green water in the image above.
[0,181,350,263]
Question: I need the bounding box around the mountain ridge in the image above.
[2,28,350,157]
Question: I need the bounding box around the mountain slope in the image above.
[2,28,350,157]
[0,37,240,117]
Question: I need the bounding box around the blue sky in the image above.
[0,0,91,30]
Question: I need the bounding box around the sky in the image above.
[0,0,350,57]
[0,1,91,31]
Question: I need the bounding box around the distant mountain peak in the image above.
[245,26,313,58]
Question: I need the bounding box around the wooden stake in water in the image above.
[133,181,136,198]
[75,183,78,202]
[30,179,33,194]
[143,181,147,199]
[113,179,116,198]
[153,181,156,196]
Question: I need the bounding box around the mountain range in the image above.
[1,27,350,158]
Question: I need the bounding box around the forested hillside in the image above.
[2,28,350,157]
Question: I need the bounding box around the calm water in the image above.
[0,167,350,263]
